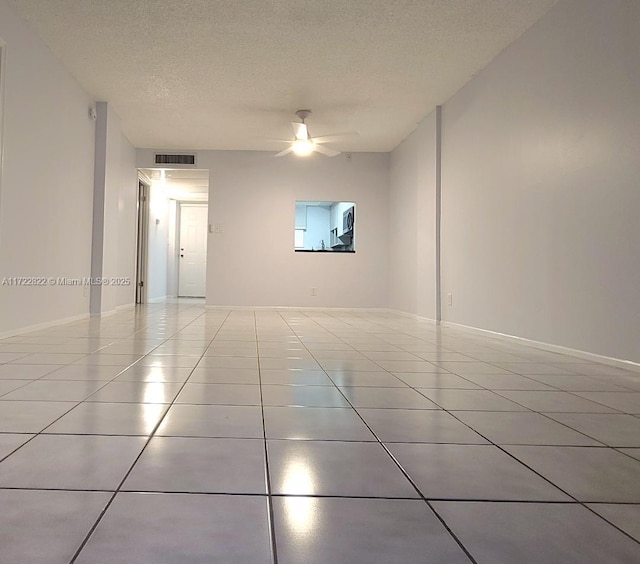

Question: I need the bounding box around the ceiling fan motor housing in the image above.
[295,109,312,122]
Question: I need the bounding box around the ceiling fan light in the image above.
[292,139,314,156]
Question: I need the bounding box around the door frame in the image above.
[135,178,150,304]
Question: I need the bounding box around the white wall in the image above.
[294,202,307,229]
[440,0,640,363]
[100,105,137,313]
[137,150,390,308]
[0,1,95,333]
[304,205,331,251]
[146,184,170,301]
[388,110,438,319]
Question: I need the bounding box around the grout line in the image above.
[254,311,280,564]
[3,483,640,507]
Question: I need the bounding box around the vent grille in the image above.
[154,153,197,166]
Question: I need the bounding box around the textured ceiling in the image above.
[9,0,557,152]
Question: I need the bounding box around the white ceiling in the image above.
[9,0,557,153]
[140,168,209,200]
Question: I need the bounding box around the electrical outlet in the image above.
[311,287,317,296]
[447,293,453,306]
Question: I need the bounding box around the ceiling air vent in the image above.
[154,153,197,166]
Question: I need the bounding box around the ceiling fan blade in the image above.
[313,144,341,157]
[292,122,309,140]
[257,137,293,143]
[275,145,294,157]
[313,131,359,143]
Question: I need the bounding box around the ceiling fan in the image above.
[275,110,344,158]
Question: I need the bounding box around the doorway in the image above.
[178,203,208,297]
[135,168,209,302]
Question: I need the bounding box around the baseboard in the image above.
[90,303,136,318]
[440,320,640,374]
[386,309,439,324]
[91,309,116,318]
[148,296,168,304]
[380,308,640,372]
[0,312,91,339]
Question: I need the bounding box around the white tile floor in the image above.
[1,301,640,563]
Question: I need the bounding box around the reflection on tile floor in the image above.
[1,301,640,563]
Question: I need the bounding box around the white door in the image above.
[179,204,208,297]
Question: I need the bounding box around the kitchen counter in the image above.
[295,250,355,253]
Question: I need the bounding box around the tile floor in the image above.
[1,301,640,563]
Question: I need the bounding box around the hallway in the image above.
[1,302,640,562]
